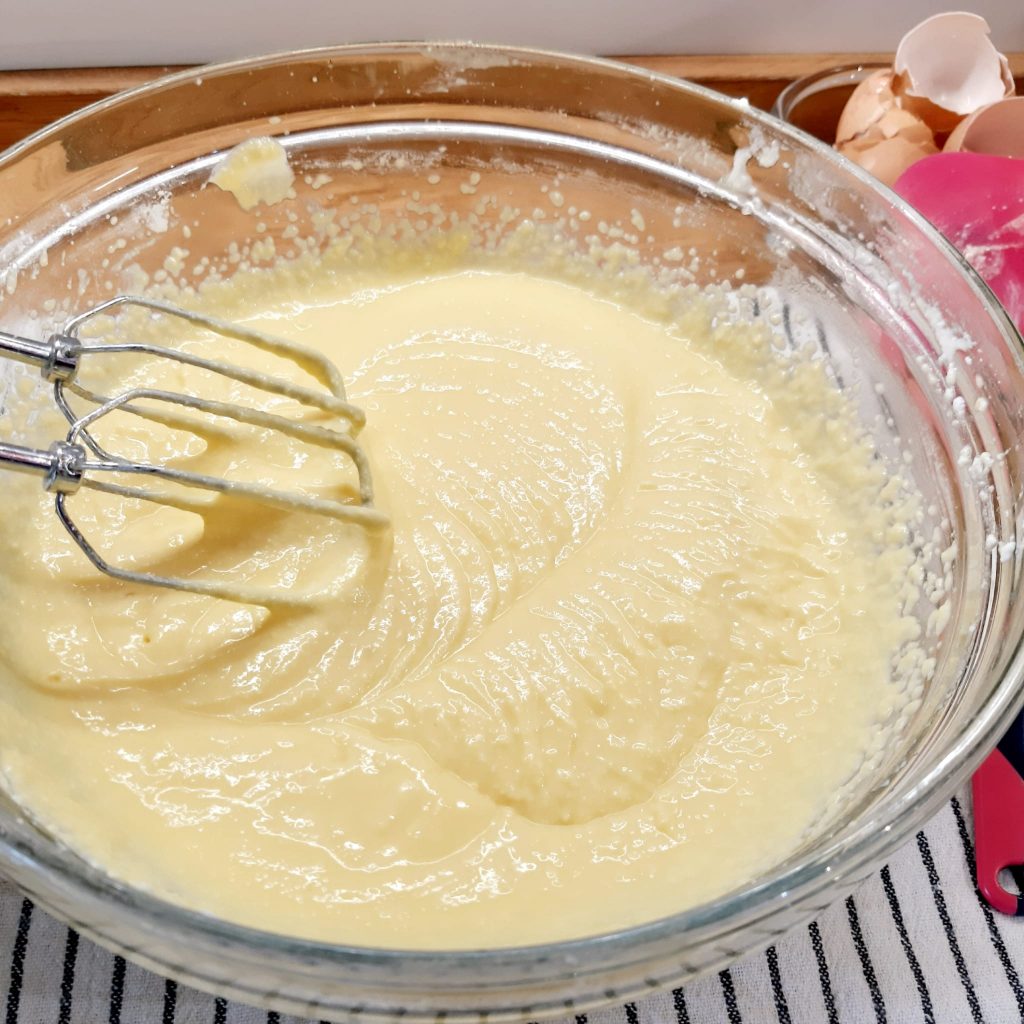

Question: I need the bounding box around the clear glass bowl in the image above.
[771,63,887,140]
[1,42,1023,1023]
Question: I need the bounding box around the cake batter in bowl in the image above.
[0,43,1022,1021]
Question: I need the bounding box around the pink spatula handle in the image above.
[972,746,1024,916]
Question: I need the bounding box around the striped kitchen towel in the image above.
[0,792,1022,1024]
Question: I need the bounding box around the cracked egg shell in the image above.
[944,96,1024,157]
[835,70,939,186]
[836,69,902,144]
[894,12,1014,135]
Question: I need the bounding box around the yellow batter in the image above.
[0,264,921,948]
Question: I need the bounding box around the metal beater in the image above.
[0,295,389,605]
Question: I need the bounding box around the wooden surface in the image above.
[0,53,1022,151]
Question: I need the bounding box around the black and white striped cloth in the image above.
[1,792,1022,1024]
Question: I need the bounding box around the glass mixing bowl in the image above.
[0,42,1023,1023]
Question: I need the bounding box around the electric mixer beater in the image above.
[0,295,389,605]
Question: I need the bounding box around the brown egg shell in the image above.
[892,78,966,137]
[838,132,939,188]
[836,69,899,144]
[944,96,1024,157]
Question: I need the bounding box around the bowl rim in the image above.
[2,39,1024,973]
[770,61,889,122]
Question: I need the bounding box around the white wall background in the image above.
[0,0,1020,70]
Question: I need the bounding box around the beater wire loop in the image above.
[0,295,388,605]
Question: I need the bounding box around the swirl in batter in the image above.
[0,263,922,948]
